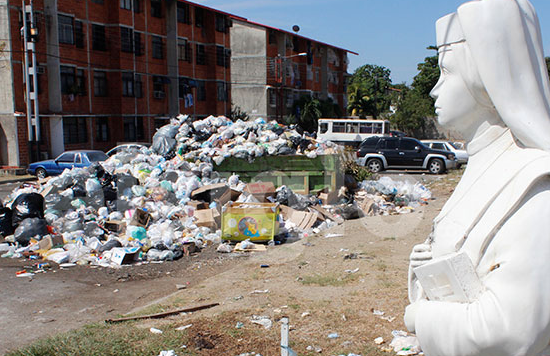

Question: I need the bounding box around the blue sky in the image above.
[194,0,550,85]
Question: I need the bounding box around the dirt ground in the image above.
[0,174,457,355]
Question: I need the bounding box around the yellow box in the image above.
[221,203,280,242]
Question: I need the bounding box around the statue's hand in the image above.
[410,243,432,268]
[404,300,428,333]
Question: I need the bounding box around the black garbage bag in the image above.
[152,124,179,156]
[72,183,87,198]
[277,145,295,155]
[115,174,139,195]
[0,207,14,236]
[14,218,48,246]
[11,193,44,226]
[334,204,365,220]
[97,239,122,253]
[102,184,118,203]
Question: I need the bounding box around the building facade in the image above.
[230,19,355,121]
[0,0,234,167]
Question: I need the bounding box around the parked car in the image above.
[27,150,109,179]
[106,143,150,156]
[421,140,468,167]
[356,136,457,174]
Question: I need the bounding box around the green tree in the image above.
[348,64,392,118]
[291,95,322,132]
[347,83,371,117]
[392,49,440,136]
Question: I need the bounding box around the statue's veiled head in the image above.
[433,0,550,150]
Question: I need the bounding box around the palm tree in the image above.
[347,84,371,117]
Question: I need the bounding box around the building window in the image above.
[134,32,143,56]
[178,39,191,62]
[120,0,131,10]
[124,117,144,141]
[177,2,190,24]
[135,74,143,98]
[76,69,86,95]
[152,36,163,59]
[217,81,228,102]
[94,71,107,97]
[196,80,206,101]
[151,0,162,18]
[179,77,188,99]
[293,37,300,52]
[196,44,206,65]
[133,0,141,13]
[153,76,165,98]
[75,20,84,48]
[224,49,231,68]
[215,14,226,32]
[60,66,75,95]
[122,72,135,97]
[92,24,106,51]
[58,15,74,44]
[268,30,276,45]
[268,89,276,107]
[195,7,204,28]
[63,118,88,144]
[96,118,109,142]
[216,46,225,67]
[91,0,103,3]
[121,27,133,53]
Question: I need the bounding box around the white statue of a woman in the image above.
[405,0,550,355]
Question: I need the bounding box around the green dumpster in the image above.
[213,154,343,194]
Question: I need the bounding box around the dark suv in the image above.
[356,136,457,174]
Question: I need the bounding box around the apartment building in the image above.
[230,18,356,121]
[0,0,235,167]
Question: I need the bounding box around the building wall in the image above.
[7,0,232,167]
[230,21,267,119]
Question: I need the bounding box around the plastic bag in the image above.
[13,218,48,246]
[0,207,14,237]
[152,124,179,156]
[11,193,44,225]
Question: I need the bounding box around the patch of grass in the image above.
[6,322,189,356]
[383,237,397,241]
[299,273,359,287]
[288,303,301,310]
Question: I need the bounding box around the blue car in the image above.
[27,150,109,179]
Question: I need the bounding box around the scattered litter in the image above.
[325,233,344,238]
[374,337,384,345]
[306,345,323,353]
[345,268,359,274]
[372,309,385,316]
[250,315,272,329]
[157,351,177,356]
[390,330,422,355]
[250,289,269,295]
[16,272,34,277]
[301,312,310,318]
[176,284,187,290]
[150,327,163,334]
[59,263,76,268]
[175,324,193,331]
[328,333,339,339]
[235,322,244,329]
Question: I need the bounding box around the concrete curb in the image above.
[0,176,37,185]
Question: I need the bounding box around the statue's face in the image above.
[430,47,481,129]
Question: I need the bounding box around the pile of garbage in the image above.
[0,115,432,270]
[355,177,432,216]
[149,115,341,165]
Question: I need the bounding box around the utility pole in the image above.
[21,0,40,162]
[275,54,283,122]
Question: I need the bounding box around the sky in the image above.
[193,0,550,85]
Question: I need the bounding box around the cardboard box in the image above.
[38,235,64,251]
[104,220,126,233]
[110,247,140,265]
[244,182,276,202]
[280,205,319,231]
[318,190,338,205]
[129,208,151,227]
[187,200,207,210]
[221,202,280,242]
[194,208,220,229]
[191,183,230,203]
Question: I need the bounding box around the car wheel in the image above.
[428,158,445,174]
[366,158,383,173]
[36,168,47,179]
